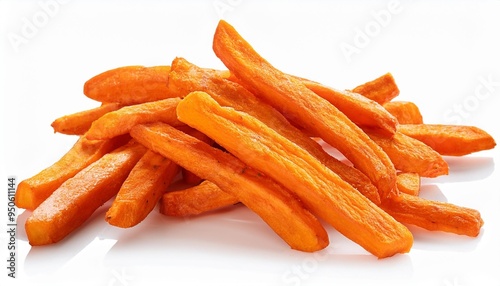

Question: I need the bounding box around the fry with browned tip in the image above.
[176,91,413,258]
[130,122,329,252]
[212,20,397,200]
[25,140,147,246]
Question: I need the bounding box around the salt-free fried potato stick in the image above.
[106,149,179,228]
[161,180,240,217]
[382,192,483,237]
[366,130,449,178]
[398,124,497,156]
[352,73,400,105]
[15,134,129,210]
[51,102,122,135]
[85,98,183,140]
[383,101,423,124]
[168,57,380,204]
[212,20,398,200]
[130,122,329,253]
[84,66,174,105]
[25,140,147,245]
[176,91,413,258]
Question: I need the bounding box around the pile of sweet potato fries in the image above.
[16,20,496,258]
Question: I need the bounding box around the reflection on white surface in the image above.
[2,1,500,285]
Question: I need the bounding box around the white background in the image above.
[1,0,500,285]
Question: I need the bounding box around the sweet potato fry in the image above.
[83,65,174,105]
[51,103,122,135]
[25,140,147,245]
[106,149,179,228]
[382,192,483,237]
[396,173,420,196]
[176,91,412,258]
[398,124,497,156]
[85,98,183,140]
[15,135,129,210]
[366,130,449,178]
[301,79,398,136]
[130,122,329,252]
[161,180,239,217]
[168,57,380,203]
[383,101,423,124]
[352,73,400,105]
[212,20,397,200]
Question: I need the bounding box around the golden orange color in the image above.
[167,57,380,204]
[83,65,173,105]
[383,101,424,124]
[212,20,397,200]
[51,103,122,135]
[352,72,400,105]
[15,135,129,210]
[161,180,240,217]
[396,173,420,196]
[25,140,147,245]
[382,192,484,237]
[398,124,497,156]
[85,98,183,140]
[106,149,179,228]
[176,91,413,258]
[130,122,329,252]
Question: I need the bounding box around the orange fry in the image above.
[130,122,329,252]
[366,130,449,178]
[51,103,122,135]
[398,124,497,156]
[15,135,129,210]
[351,72,400,105]
[396,173,420,196]
[383,101,423,124]
[161,180,239,217]
[212,20,397,200]
[83,65,174,105]
[25,140,147,245]
[382,192,483,237]
[176,91,413,258]
[168,57,380,203]
[85,98,183,140]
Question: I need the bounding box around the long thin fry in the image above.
[382,192,483,237]
[83,66,174,105]
[398,124,497,156]
[161,180,239,217]
[130,122,329,252]
[106,149,179,228]
[352,73,400,105]
[25,140,147,245]
[85,98,183,140]
[51,103,122,135]
[383,101,423,124]
[212,20,397,200]
[168,57,380,204]
[15,135,129,210]
[176,91,413,258]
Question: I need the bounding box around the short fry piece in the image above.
[15,135,129,210]
[176,91,413,258]
[352,73,400,105]
[398,124,496,156]
[382,192,483,237]
[83,66,174,105]
[106,150,179,228]
[130,122,329,252]
[25,140,147,245]
[383,101,423,124]
[161,180,239,216]
[212,20,397,200]
[367,130,449,178]
[85,98,183,140]
[51,103,122,135]
[396,173,420,196]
